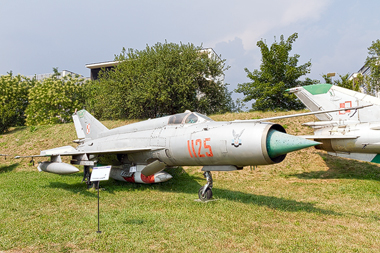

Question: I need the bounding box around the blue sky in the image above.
[1,0,379,104]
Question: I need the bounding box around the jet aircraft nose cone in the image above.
[266,129,319,158]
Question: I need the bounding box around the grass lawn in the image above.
[1,111,380,252]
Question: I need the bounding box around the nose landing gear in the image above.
[198,171,213,201]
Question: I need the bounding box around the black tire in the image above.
[198,186,213,201]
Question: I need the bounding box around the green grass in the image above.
[1,111,380,252]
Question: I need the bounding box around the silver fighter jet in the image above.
[17,109,320,201]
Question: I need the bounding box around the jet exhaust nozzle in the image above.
[266,129,320,159]
[37,162,79,175]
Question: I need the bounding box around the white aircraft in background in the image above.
[288,83,380,163]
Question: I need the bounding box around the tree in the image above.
[334,73,360,91]
[0,73,34,133]
[351,73,364,92]
[321,74,333,84]
[86,42,232,119]
[236,33,311,111]
[321,73,359,91]
[363,39,380,95]
[25,71,87,125]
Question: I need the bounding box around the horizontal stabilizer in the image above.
[41,146,77,156]
[300,135,359,140]
[233,105,371,123]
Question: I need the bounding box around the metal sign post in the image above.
[90,165,111,234]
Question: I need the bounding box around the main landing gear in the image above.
[198,171,213,201]
[82,165,93,188]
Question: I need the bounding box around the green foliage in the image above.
[352,73,364,92]
[334,73,360,91]
[86,42,232,119]
[236,33,311,111]
[25,73,87,125]
[321,73,360,91]
[0,73,33,133]
[363,39,380,95]
[321,74,333,84]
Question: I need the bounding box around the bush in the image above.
[25,74,87,125]
[0,73,33,133]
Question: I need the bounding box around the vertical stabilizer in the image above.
[72,110,109,140]
[288,83,379,122]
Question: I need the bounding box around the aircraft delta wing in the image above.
[287,83,380,163]
[16,109,320,201]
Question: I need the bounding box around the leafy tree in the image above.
[321,74,333,84]
[363,39,380,95]
[303,77,321,86]
[87,42,231,119]
[321,73,359,91]
[334,73,359,91]
[0,73,34,133]
[236,33,311,111]
[351,73,364,92]
[25,72,87,125]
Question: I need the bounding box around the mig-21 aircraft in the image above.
[16,109,341,201]
[288,83,380,163]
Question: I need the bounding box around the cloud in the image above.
[281,0,329,24]
[209,0,331,51]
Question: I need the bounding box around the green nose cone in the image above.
[267,129,319,158]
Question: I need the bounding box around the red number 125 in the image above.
[187,138,213,158]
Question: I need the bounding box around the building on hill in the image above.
[350,64,371,81]
[85,48,224,83]
[27,70,87,81]
[85,61,119,81]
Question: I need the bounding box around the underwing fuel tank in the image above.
[37,162,79,175]
[110,167,172,183]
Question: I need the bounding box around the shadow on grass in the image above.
[46,181,100,197]
[290,152,380,181]
[0,163,19,173]
[44,167,337,215]
[214,188,338,215]
[2,126,27,135]
[44,173,98,197]
[97,167,204,195]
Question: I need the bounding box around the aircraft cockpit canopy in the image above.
[168,112,212,125]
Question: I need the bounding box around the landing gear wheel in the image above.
[82,165,93,188]
[198,186,213,201]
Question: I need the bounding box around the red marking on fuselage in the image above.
[196,139,205,157]
[123,175,135,183]
[191,140,198,158]
[187,140,193,158]
[339,101,352,115]
[122,173,155,184]
[204,138,213,157]
[187,138,214,158]
[141,174,155,184]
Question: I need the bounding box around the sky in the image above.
[1,0,380,106]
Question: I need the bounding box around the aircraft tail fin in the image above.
[288,83,380,122]
[72,110,109,140]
